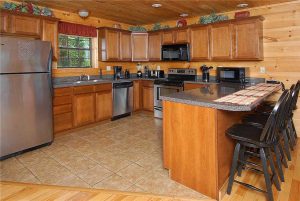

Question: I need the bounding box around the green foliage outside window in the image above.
[58,35,92,68]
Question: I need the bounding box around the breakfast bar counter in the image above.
[161,83,281,200]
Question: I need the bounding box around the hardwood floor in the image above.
[0,181,214,201]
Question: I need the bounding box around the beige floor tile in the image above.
[16,150,49,167]
[54,174,90,188]
[78,165,113,186]
[93,174,133,191]
[63,156,98,174]
[116,163,149,184]
[126,185,147,193]
[135,156,163,171]
[0,157,24,176]
[0,167,39,184]
[120,150,150,162]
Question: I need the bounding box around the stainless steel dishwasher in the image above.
[112,81,133,120]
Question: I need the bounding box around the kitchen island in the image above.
[161,83,281,200]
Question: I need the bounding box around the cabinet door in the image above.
[232,19,263,60]
[184,83,204,90]
[210,23,232,60]
[148,32,161,61]
[10,15,41,37]
[174,29,189,44]
[120,31,132,61]
[106,29,120,61]
[54,113,73,133]
[190,26,210,61]
[0,12,9,33]
[41,20,58,60]
[133,80,141,111]
[142,86,154,111]
[95,91,112,121]
[73,93,95,127]
[132,33,148,61]
[162,30,174,44]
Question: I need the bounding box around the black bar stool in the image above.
[226,90,289,201]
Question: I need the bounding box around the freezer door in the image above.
[0,73,53,158]
[0,37,51,73]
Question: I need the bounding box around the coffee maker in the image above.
[113,66,122,80]
[200,65,213,82]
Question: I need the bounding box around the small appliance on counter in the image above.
[216,67,249,83]
[113,66,123,80]
[124,69,130,79]
[136,63,143,78]
[200,65,213,82]
[148,70,165,78]
[144,65,149,78]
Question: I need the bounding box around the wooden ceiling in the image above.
[25,0,295,25]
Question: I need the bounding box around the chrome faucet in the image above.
[79,74,90,81]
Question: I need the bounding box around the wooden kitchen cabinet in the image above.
[41,20,58,60]
[142,80,154,111]
[162,30,174,44]
[210,23,232,60]
[120,30,132,61]
[0,12,9,33]
[98,28,120,61]
[10,15,41,37]
[95,84,112,121]
[174,28,189,44]
[133,80,141,111]
[132,33,149,61]
[53,87,73,133]
[73,86,95,127]
[190,26,210,60]
[148,32,162,61]
[184,83,204,90]
[232,17,263,60]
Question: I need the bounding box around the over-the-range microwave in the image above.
[161,44,189,61]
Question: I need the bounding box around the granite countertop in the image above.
[161,82,274,111]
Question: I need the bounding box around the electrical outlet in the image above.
[106,66,111,71]
[260,66,266,74]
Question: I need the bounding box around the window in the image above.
[58,35,92,68]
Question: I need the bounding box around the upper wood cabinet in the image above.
[0,12,9,33]
[210,23,232,60]
[132,33,149,61]
[41,20,58,60]
[190,26,210,61]
[148,32,162,61]
[120,31,132,61]
[10,15,41,37]
[174,28,189,44]
[232,18,263,60]
[99,28,120,61]
[161,28,189,45]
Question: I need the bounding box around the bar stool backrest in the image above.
[260,90,289,143]
[292,80,300,110]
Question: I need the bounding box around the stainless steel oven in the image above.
[154,84,183,118]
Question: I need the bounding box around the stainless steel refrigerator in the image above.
[0,37,53,160]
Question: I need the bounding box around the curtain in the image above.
[58,22,97,37]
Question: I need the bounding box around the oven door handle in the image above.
[154,106,162,111]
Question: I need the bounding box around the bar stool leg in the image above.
[282,129,292,161]
[260,148,274,201]
[227,143,241,195]
[273,144,285,182]
[278,143,288,168]
[237,145,246,177]
[291,120,298,140]
[288,120,296,147]
[266,148,281,191]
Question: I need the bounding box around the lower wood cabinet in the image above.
[133,80,141,111]
[184,83,204,90]
[53,112,73,133]
[142,80,154,111]
[95,91,112,121]
[73,92,95,127]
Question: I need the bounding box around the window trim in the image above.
[58,34,93,68]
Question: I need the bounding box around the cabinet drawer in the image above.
[53,95,72,106]
[184,83,204,90]
[53,104,72,115]
[95,83,112,92]
[54,87,73,96]
[53,112,73,133]
[73,85,94,94]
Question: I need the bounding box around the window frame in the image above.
[58,34,93,68]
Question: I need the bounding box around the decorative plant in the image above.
[128,26,147,32]
[1,1,53,17]
[151,23,171,31]
[199,12,228,24]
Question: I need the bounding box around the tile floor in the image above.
[0,112,207,199]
